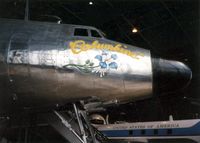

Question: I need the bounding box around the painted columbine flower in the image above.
[94,51,118,77]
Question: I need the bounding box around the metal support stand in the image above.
[80,110,98,142]
[54,111,84,143]
[73,104,87,143]
[45,103,100,143]
[45,110,83,143]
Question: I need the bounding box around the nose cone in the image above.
[152,58,192,93]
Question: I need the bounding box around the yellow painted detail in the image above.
[69,40,144,59]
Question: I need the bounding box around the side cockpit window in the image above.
[74,28,88,36]
[91,30,102,38]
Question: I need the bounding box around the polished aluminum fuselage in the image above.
[0,19,152,113]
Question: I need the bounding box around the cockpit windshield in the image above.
[91,29,102,38]
[74,28,88,36]
[73,27,105,38]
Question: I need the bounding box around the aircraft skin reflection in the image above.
[0,18,192,113]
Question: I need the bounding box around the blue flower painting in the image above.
[94,51,118,77]
[109,62,118,69]
[95,55,102,62]
[95,53,118,69]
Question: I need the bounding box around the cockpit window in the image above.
[74,28,88,36]
[91,30,102,38]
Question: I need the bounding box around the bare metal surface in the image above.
[0,19,152,112]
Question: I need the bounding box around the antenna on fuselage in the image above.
[24,0,29,21]
[169,115,174,121]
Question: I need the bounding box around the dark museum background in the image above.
[0,0,199,122]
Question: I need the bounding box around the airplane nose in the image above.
[152,58,192,94]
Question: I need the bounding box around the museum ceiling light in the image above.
[132,27,138,33]
[89,1,93,5]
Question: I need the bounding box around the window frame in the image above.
[73,28,89,37]
[90,29,103,38]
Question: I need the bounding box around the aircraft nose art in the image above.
[63,40,153,101]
